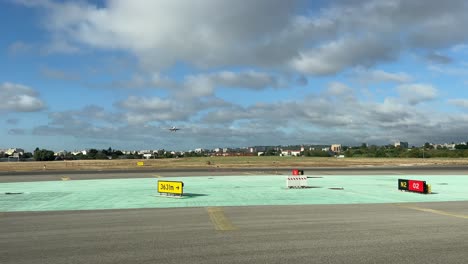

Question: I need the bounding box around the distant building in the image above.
[433,143,456,150]
[248,146,268,153]
[330,144,342,153]
[143,153,153,159]
[280,149,301,156]
[54,150,68,156]
[138,150,153,155]
[5,148,24,155]
[194,148,204,153]
[394,141,409,148]
[71,150,88,155]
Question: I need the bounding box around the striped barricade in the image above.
[287,175,308,188]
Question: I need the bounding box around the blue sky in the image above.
[1,0,468,152]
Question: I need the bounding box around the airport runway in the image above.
[1,168,468,263]
[2,202,468,264]
[0,165,467,182]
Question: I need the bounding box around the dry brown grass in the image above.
[1,156,468,172]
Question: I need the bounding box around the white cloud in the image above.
[101,73,176,89]
[214,71,282,90]
[0,82,46,112]
[396,84,438,105]
[290,36,398,75]
[115,95,230,124]
[180,75,217,98]
[354,68,412,83]
[28,0,295,69]
[448,99,468,108]
[325,82,354,97]
[408,5,468,49]
[177,70,283,98]
[100,70,284,97]
[10,0,468,149]
[28,86,468,148]
[425,52,452,64]
[17,0,468,75]
[370,98,414,123]
[117,96,173,112]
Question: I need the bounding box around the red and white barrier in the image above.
[287,175,308,188]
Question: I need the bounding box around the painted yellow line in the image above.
[397,204,468,220]
[206,207,237,231]
[154,175,163,178]
[61,177,70,181]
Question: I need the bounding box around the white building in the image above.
[5,148,25,155]
[433,143,456,150]
[143,153,153,159]
[280,150,301,156]
[54,150,68,156]
[71,150,88,155]
[194,148,204,153]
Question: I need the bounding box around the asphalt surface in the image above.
[2,168,468,263]
[2,202,468,264]
[0,165,467,182]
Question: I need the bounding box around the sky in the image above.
[1,0,468,152]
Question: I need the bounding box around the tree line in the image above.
[4,143,468,161]
[260,143,468,158]
[30,147,143,161]
[30,147,203,161]
[342,143,468,158]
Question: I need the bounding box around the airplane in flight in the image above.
[168,126,180,132]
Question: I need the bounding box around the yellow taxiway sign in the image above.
[158,180,183,195]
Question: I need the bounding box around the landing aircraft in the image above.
[168,126,180,132]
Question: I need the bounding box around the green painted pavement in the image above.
[1,175,468,212]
